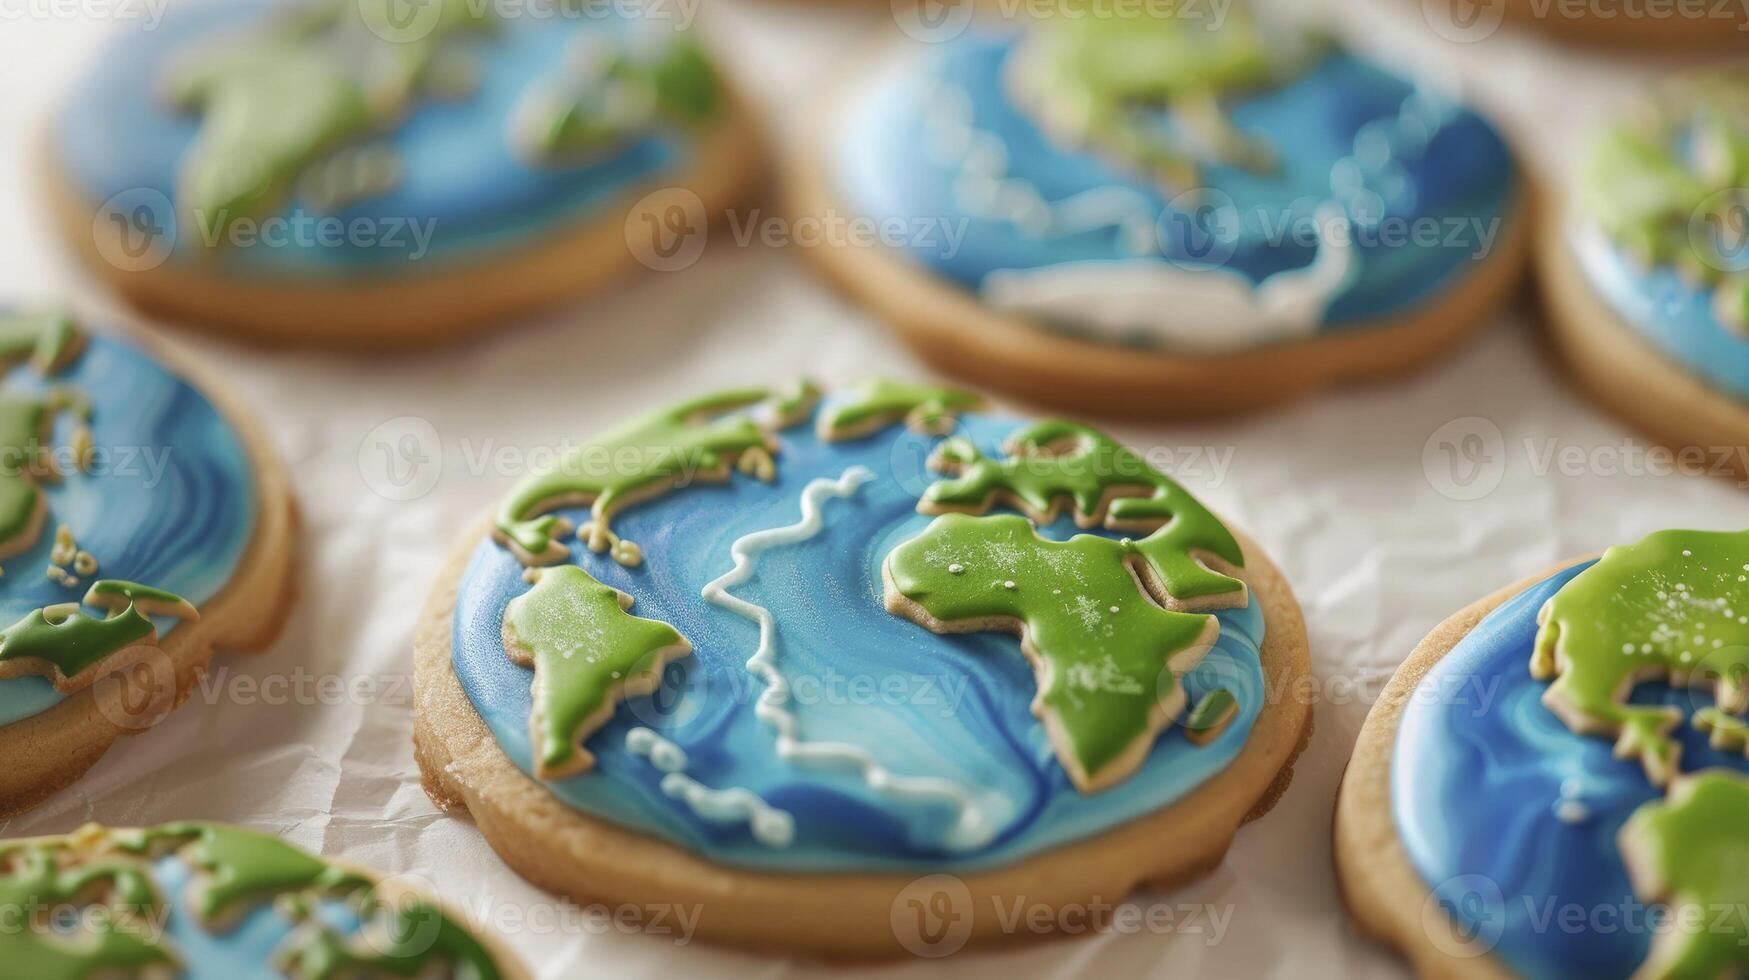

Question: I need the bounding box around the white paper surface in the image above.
[1,2,1747,976]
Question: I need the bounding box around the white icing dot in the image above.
[1109,605,1120,614]
[1684,550,1694,557]
[1555,800,1591,824]
[948,563,965,575]
[1002,580,1017,590]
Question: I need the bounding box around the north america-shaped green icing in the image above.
[1532,529,1749,785]
[1012,2,1323,187]
[503,564,691,779]
[167,0,493,243]
[1578,71,1749,330]
[0,580,196,689]
[885,511,1230,792]
[922,420,1247,602]
[1621,772,1749,979]
[493,386,806,567]
[814,379,984,441]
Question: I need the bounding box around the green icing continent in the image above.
[1622,772,1749,979]
[1011,3,1323,188]
[815,378,984,441]
[503,564,691,779]
[525,35,722,160]
[493,386,794,566]
[0,311,83,375]
[0,580,195,690]
[1532,529,1749,785]
[167,0,493,243]
[1577,71,1749,330]
[0,309,87,560]
[0,835,170,980]
[885,512,1225,792]
[922,420,1246,602]
[1185,688,1239,744]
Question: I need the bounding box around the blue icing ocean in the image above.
[0,332,257,728]
[1573,229,1749,401]
[56,0,694,273]
[1393,563,1749,979]
[451,409,1268,873]
[830,30,1518,335]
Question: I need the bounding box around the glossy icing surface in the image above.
[829,29,1518,350]
[56,0,700,275]
[0,332,256,728]
[1393,562,1749,979]
[451,408,1267,873]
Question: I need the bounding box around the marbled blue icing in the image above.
[451,408,1267,873]
[0,331,257,728]
[1393,562,1749,979]
[55,0,694,274]
[1573,228,1749,401]
[831,31,1519,339]
[148,849,364,980]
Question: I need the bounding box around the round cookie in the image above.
[0,307,296,817]
[1336,529,1749,978]
[792,4,1527,418]
[0,821,524,977]
[49,0,759,348]
[1539,69,1749,481]
[414,378,1312,958]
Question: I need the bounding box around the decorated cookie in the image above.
[413,377,1312,957]
[0,821,521,978]
[0,307,295,817]
[1336,529,1749,978]
[793,3,1526,417]
[50,0,757,347]
[1541,70,1749,478]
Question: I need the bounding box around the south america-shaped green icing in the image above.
[1532,529,1749,786]
[0,580,196,690]
[923,420,1247,603]
[884,512,1227,792]
[525,35,721,160]
[503,564,691,779]
[1012,2,1323,187]
[1621,772,1749,979]
[814,378,985,441]
[1578,71,1749,330]
[167,0,493,243]
[0,837,171,979]
[493,387,797,566]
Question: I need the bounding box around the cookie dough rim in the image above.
[1536,199,1749,482]
[414,513,1312,959]
[42,78,765,350]
[0,308,300,818]
[1333,555,1597,980]
[784,33,1532,420]
[1488,0,1748,48]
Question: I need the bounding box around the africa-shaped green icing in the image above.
[1012,2,1324,187]
[525,35,721,161]
[1578,71,1749,330]
[814,378,984,442]
[1621,772,1749,978]
[0,836,171,979]
[885,512,1226,792]
[923,420,1246,602]
[1532,529,1749,786]
[503,564,691,779]
[0,580,195,689]
[167,0,493,242]
[493,386,795,566]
